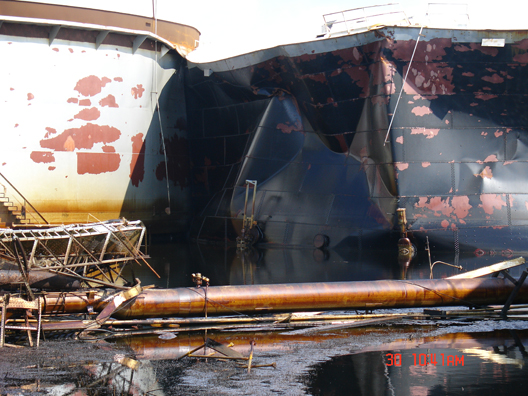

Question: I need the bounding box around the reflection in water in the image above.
[19,329,528,395]
[305,330,528,396]
[123,239,528,288]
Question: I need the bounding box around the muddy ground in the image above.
[1,314,528,395]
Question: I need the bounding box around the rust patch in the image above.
[48,166,56,171]
[40,123,121,151]
[474,166,493,179]
[422,162,431,168]
[415,196,454,217]
[276,121,303,134]
[482,74,504,84]
[479,194,506,215]
[79,99,92,106]
[67,97,79,104]
[30,151,55,163]
[68,48,73,53]
[44,127,57,138]
[131,84,145,99]
[395,162,408,171]
[474,93,497,101]
[332,47,364,65]
[130,133,145,187]
[441,219,450,228]
[74,107,100,121]
[27,93,34,100]
[513,38,528,50]
[462,72,475,77]
[396,136,404,144]
[411,106,433,116]
[99,94,119,108]
[301,73,327,84]
[451,196,471,219]
[494,130,503,137]
[410,128,439,139]
[102,146,115,153]
[114,77,123,82]
[513,53,528,63]
[77,152,120,175]
[52,48,59,52]
[74,75,112,97]
[484,154,498,162]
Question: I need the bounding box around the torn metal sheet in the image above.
[186,22,528,260]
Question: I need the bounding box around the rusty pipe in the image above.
[39,278,528,319]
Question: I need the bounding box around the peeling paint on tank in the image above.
[30,151,55,163]
[494,130,503,137]
[331,47,363,65]
[475,166,493,179]
[395,162,408,171]
[479,194,507,215]
[99,94,119,108]
[131,84,145,99]
[422,162,431,168]
[410,128,439,139]
[452,196,472,219]
[415,197,454,217]
[475,93,498,101]
[396,136,404,144]
[44,127,57,138]
[74,75,112,97]
[482,74,504,84]
[130,133,145,187]
[411,106,433,116]
[40,123,121,151]
[79,99,91,106]
[67,98,78,104]
[76,152,120,175]
[277,121,303,134]
[74,107,100,121]
[484,155,498,162]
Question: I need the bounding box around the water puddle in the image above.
[305,329,528,396]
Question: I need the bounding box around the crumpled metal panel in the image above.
[187,26,528,258]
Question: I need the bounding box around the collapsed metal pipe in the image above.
[41,278,528,319]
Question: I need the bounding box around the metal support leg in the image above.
[0,297,6,348]
[501,270,528,318]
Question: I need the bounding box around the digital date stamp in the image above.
[386,353,465,366]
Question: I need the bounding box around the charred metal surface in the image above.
[186,27,528,257]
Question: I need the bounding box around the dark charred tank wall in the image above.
[185,27,528,258]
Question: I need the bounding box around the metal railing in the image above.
[0,172,48,226]
[321,3,410,37]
